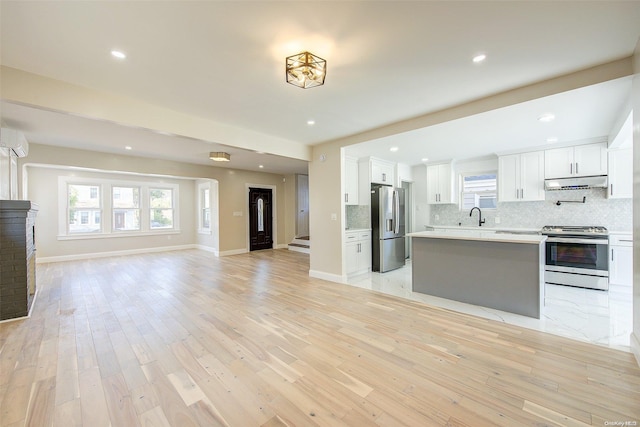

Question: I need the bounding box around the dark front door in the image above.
[249,187,273,251]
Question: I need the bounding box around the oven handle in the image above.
[546,237,608,245]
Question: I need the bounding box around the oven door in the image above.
[545,236,609,274]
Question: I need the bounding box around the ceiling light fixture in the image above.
[209,152,230,162]
[307,120,315,125]
[390,146,399,152]
[546,137,558,143]
[124,146,132,150]
[421,158,429,162]
[286,51,327,89]
[472,53,486,63]
[111,50,126,59]
[538,113,555,122]
[259,165,264,169]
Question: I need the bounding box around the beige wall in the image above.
[631,38,640,365]
[20,143,296,256]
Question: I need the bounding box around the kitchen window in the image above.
[460,172,497,210]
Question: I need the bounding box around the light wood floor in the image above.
[1,249,639,426]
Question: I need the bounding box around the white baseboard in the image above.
[276,243,288,249]
[631,332,640,368]
[36,244,198,263]
[195,245,219,256]
[309,269,346,284]
[218,248,248,257]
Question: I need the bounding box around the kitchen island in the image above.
[408,229,546,318]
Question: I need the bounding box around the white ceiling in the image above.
[1,1,639,174]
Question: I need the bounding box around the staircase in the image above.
[288,236,310,254]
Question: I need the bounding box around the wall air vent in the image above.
[0,128,29,157]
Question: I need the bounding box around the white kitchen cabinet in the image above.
[426,163,454,204]
[345,230,371,276]
[358,157,396,204]
[370,158,395,185]
[608,148,632,199]
[344,156,359,205]
[544,142,607,179]
[498,151,544,202]
[609,233,632,287]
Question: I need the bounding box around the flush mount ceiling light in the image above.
[209,152,230,162]
[286,51,327,89]
[389,146,399,152]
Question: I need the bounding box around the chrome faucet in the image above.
[469,207,486,227]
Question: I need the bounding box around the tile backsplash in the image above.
[346,205,370,229]
[430,188,632,232]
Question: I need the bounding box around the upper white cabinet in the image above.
[608,148,632,199]
[498,151,545,202]
[344,156,359,205]
[426,162,454,204]
[544,142,607,179]
[370,158,395,185]
[358,157,396,204]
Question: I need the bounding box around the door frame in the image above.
[245,183,278,251]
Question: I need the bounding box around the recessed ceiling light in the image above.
[538,113,555,122]
[307,120,315,126]
[111,50,126,59]
[259,165,264,169]
[124,146,132,150]
[472,53,486,63]
[421,158,429,162]
[546,137,558,143]
[390,146,399,152]
[255,151,265,154]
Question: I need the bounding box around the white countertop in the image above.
[427,225,541,233]
[408,229,547,244]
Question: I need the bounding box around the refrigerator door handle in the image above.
[393,190,400,234]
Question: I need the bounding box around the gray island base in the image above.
[410,231,546,319]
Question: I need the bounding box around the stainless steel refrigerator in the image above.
[371,184,405,272]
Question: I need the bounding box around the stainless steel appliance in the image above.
[541,225,609,290]
[371,185,405,272]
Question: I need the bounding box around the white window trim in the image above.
[58,176,180,240]
[458,171,498,211]
[197,182,212,235]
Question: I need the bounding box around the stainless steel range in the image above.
[541,225,609,290]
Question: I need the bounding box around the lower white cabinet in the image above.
[345,230,371,276]
[610,233,633,287]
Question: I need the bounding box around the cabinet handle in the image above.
[611,249,614,262]
[570,163,573,174]
[358,243,361,253]
[382,173,386,182]
[610,184,613,196]
[576,163,579,174]
[345,193,348,203]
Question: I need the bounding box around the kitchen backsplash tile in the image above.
[346,205,370,229]
[430,188,632,231]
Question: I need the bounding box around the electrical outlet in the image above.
[233,211,243,217]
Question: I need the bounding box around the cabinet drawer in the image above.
[345,233,358,242]
[358,232,371,240]
[610,234,633,246]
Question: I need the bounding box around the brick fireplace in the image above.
[0,200,38,321]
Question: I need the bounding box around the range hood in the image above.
[544,175,608,191]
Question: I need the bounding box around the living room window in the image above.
[112,186,140,231]
[149,188,174,229]
[60,177,179,239]
[68,184,102,234]
[198,183,211,233]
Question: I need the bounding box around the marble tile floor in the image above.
[346,260,634,352]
